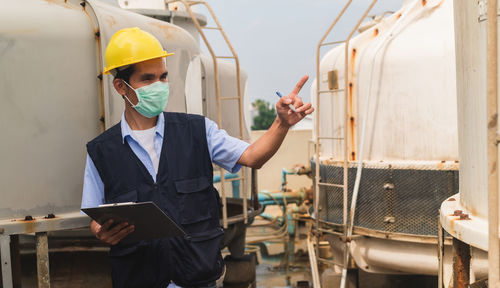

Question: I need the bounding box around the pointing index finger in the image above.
[290,75,309,96]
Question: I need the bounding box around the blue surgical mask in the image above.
[123,80,169,118]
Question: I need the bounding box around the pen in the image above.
[276,91,296,112]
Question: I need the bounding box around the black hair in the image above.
[113,65,135,83]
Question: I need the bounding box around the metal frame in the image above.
[314,6,353,286]
[165,0,248,229]
[314,1,379,287]
[487,0,500,286]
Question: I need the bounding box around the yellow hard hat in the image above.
[103,27,174,74]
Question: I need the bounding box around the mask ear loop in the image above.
[121,80,139,108]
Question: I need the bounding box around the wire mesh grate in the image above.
[312,160,458,236]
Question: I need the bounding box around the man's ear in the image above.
[113,78,127,96]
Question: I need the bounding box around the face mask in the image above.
[123,80,169,118]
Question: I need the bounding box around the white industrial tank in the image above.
[439,0,491,254]
[311,0,487,281]
[0,0,249,234]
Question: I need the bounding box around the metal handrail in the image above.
[314,2,353,288]
[165,0,248,228]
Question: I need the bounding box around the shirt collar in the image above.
[120,112,165,144]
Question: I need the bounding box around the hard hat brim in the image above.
[103,51,174,75]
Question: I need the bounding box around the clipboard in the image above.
[82,201,185,243]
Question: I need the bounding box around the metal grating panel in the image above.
[312,161,458,236]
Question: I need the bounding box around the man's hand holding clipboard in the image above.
[82,202,185,244]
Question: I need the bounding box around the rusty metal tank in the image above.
[309,0,485,280]
[0,0,251,235]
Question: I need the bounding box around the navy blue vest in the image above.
[87,112,223,288]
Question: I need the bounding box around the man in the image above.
[81,27,313,288]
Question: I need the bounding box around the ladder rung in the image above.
[215,56,236,59]
[317,256,344,267]
[203,26,221,30]
[220,97,240,100]
[187,1,204,5]
[320,40,346,47]
[318,182,344,188]
[319,89,344,94]
[318,136,344,140]
[223,177,244,183]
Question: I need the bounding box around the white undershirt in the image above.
[132,127,159,174]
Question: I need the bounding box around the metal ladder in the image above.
[313,1,379,287]
[165,0,248,229]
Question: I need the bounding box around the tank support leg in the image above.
[438,215,445,288]
[1,234,13,288]
[36,232,50,288]
[452,237,470,288]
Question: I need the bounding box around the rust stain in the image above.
[104,15,117,28]
[351,48,357,72]
[421,0,427,6]
[373,28,379,37]
[24,221,36,234]
[459,214,471,220]
[469,206,478,217]
[448,198,456,201]
[43,0,75,9]
[397,13,402,19]
[488,113,498,129]
[348,82,356,161]
[149,22,176,40]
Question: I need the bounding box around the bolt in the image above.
[80,1,86,7]
[383,183,394,190]
[24,215,33,221]
[453,210,463,216]
[383,216,395,223]
[448,198,456,201]
[45,213,55,219]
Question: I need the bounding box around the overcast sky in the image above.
[199,0,404,105]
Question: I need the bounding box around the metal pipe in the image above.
[340,2,379,287]
[339,2,418,287]
[307,223,321,288]
[487,0,500,284]
[36,232,50,288]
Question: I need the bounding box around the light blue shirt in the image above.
[81,112,250,209]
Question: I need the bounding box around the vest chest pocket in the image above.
[175,177,214,225]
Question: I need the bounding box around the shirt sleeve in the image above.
[81,154,105,211]
[205,117,250,173]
